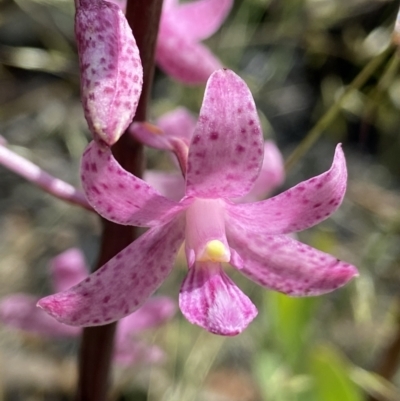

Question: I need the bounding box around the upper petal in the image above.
[76,1,142,145]
[81,141,190,227]
[171,0,233,41]
[50,248,89,293]
[185,69,264,199]
[236,140,285,203]
[179,262,258,335]
[129,107,195,151]
[227,227,358,297]
[0,294,80,337]
[226,144,347,234]
[38,216,185,326]
[156,18,222,85]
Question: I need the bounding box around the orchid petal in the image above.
[130,107,196,149]
[76,0,142,145]
[50,248,89,293]
[129,123,189,173]
[163,0,177,10]
[81,141,190,227]
[0,294,79,337]
[156,108,196,172]
[157,107,196,144]
[38,216,185,326]
[227,228,358,296]
[172,0,233,41]
[117,296,176,339]
[143,171,185,202]
[179,262,258,335]
[186,69,264,199]
[156,19,222,85]
[237,140,285,203]
[129,122,175,150]
[226,144,347,234]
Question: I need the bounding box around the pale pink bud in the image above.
[75,0,143,146]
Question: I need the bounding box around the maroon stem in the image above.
[75,1,163,400]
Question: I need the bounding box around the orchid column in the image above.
[74,0,163,400]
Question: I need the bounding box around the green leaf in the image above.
[266,291,317,368]
[310,345,364,401]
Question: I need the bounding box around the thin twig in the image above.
[284,45,394,172]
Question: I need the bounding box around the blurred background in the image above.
[0,0,400,399]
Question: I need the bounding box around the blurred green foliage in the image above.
[1,0,400,400]
[310,345,363,401]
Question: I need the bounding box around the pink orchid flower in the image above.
[0,248,175,365]
[131,107,285,203]
[156,0,233,84]
[75,0,143,145]
[38,69,358,336]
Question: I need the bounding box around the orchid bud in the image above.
[75,0,143,146]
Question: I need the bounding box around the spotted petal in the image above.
[186,69,264,199]
[227,227,358,296]
[179,262,258,335]
[237,140,285,203]
[76,0,142,145]
[0,294,80,337]
[38,216,185,326]
[171,0,233,41]
[226,144,347,234]
[50,248,89,293]
[81,141,190,227]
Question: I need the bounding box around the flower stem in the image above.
[75,1,163,400]
[284,45,394,172]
